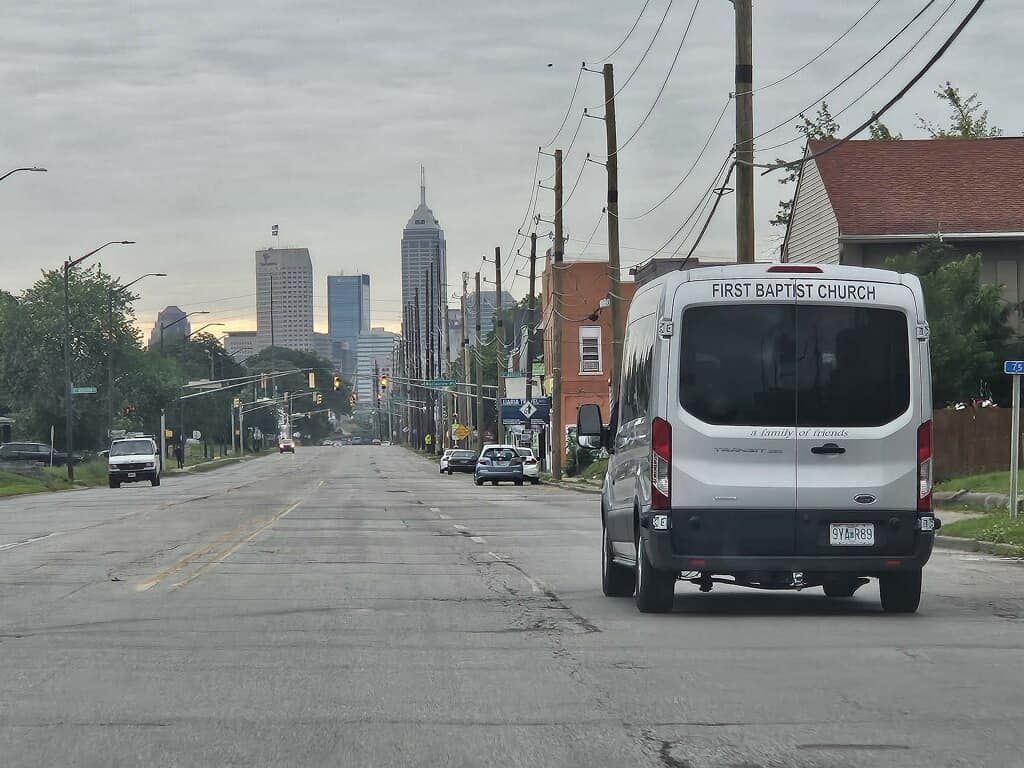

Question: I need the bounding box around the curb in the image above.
[934,535,1022,557]
[548,480,602,495]
[934,490,1014,510]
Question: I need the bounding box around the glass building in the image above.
[401,168,447,376]
[327,274,370,376]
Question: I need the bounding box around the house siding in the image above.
[784,159,840,264]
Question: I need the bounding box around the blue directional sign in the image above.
[1004,361,1024,375]
[500,397,551,426]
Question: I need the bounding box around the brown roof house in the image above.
[782,137,1024,316]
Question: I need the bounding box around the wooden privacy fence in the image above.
[933,407,1012,481]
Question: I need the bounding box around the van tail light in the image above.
[651,417,671,510]
[767,265,822,273]
[917,420,933,512]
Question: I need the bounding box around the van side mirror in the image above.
[577,404,603,439]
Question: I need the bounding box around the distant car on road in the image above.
[474,444,525,486]
[445,449,478,475]
[439,449,454,474]
[279,438,295,454]
[107,437,160,488]
[0,442,82,466]
[516,447,541,484]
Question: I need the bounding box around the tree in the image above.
[886,243,1015,406]
[771,103,840,228]
[867,112,902,141]
[917,81,1002,138]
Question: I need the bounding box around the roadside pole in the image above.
[474,272,484,452]
[1006,360,1023,519]
[160,409,166,469]
[602,62,623,404]
[734,0,755,264]
[461,272,471,445]
[494,245,505,444]
[525,233,538,403]
[551,148,565,481]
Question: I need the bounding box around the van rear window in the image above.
[679,304,909,427]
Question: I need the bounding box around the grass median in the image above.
[936,470,1011,494]
[0,460,109,497]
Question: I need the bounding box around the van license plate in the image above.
[830,523,874,546]
[127,472,136,478]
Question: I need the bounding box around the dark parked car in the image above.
[0,442,82,466]
[445,450,478,474]
[474,445,525,486]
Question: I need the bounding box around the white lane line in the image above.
[0,533,57,552]
[453,524,467,531]
[429,507,441,513]
[439,513,450,519]
[470,536,486,544]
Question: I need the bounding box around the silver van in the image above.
[577,263,938,614]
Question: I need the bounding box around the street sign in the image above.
[452,424,471,441]
[500,397,551,427]
[429,379,457,388]
[192,430,202,440]
[1005,361,1024,374]
[71,386,97,395]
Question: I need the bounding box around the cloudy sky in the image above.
[1,0,1018,339]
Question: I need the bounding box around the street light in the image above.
[0,167,47,183]
[63,240,135,481]
[186,322,225,340]
[107,273,167,437]
[160,310,209,353]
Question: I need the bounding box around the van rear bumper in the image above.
[643,519,935,574]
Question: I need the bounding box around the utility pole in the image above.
[494,246,505,444]
[474,272,484,452]
[461,272,471,445]
[374,360,382,441]
[603,62,624,402]
[525,232,538,403]
[551,149,565,480]
[735,0,754,264]
[414,288,422,450]
[63,261,74,481]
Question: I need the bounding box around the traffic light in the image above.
[333,375,342,391]
[379,374,389,390]
[233,397,241,409]
[313,392,323,405]
[308,372,316,389]
[260,373,268,392]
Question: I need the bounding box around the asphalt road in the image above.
[1,446,1022,767]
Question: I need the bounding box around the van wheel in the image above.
[635,539,675,613]
[515,479,523,486]
[602,524,635,597]
[108,479,120,489]
[151,476,161,487]
[879,570,922,614]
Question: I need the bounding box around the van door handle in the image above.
[810,443,845,455]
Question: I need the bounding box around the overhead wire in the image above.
[622,95,731,220]
[742,0,885,96]
[592,0,653,63]
[762,0,986,174]
[753,0,939,141]
[541,65,585,148]
[615,0,702,155]
[756,0,959,154]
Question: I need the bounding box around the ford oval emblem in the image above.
[854,494,877,505]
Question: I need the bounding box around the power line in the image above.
[593,0,653,63]
[542,65,584,148]
[616,0,702,155]
[742,0,885,96]
[753,0,939,141]
[622,95,731,220]
[587,0,676,110]
[762,0,987,174]
[757,0,958,154]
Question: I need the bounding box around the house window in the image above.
[579,326,602,374]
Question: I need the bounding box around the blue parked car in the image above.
[474,445,524,487]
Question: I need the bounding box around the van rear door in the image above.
[793,279,920,556]
[670,279,797,556]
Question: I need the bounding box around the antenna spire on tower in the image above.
[420,165,426,206]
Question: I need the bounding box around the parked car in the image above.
[514,447,540,484]
[474,444,525,486]
[577,262,938,614]
[0,442,82,466]
[279,438,295,454]
[439,449,454,474]
[107,437,160,488]
[445,449,478,474]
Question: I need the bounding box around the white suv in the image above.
[108,437,160,488]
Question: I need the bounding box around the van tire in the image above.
[635,539,675,613]
[108,479,120,489]
[879,570,922,614]
[151,476,160,487]
[602,524,635,597]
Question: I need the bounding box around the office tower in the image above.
[255,247,314,352]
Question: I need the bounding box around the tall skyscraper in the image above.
[148,306,190,349]
[255,248,314,353]
[327,273,370,376]
[401,168,447,375]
